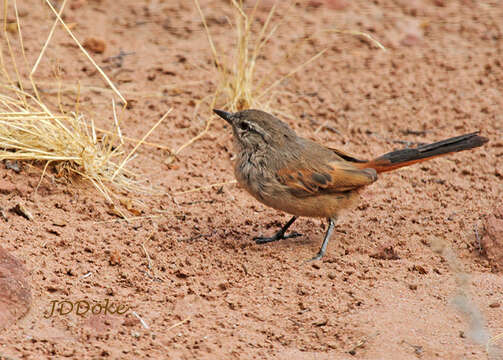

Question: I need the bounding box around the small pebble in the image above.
[83,37,106,54]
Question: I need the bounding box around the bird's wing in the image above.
[276,160,377,198]
[326,147,368,163]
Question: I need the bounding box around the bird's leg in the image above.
[307,217,336,262]
[254,216,302,244]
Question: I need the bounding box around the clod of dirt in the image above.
[400,34,422,47]
[370,245,400,260]
[83,37,106,54]
[109,249,121,266]
[6,22,17,34]
[52,219,68,227]
[481,207,503,271]
[399,20,424,47]
[410,264,428,274]
[70,0,88,10]
[0,247,32,329]
[313,318,328,326]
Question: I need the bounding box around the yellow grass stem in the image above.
[42,0,126,105]
[327,29,387,51]
[112,109,172,181]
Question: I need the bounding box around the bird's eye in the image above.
[239,122,250,131]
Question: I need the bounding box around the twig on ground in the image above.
[132,311,150,330]
[347,331,379,356]
[167,317,190,331]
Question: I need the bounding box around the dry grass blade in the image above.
[487,333,503,354]
[180,0,293,159]
[112,109,172,181]
[42,0,126,105]
[327,29,387,51]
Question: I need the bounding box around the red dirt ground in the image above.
[1,0,502,359]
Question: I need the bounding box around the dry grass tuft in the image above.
[195,0,326,113]
[0,0,169,215]
[0,88,140,201]
[196,0,279,112]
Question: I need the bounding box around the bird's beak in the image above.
[213,109,233,124]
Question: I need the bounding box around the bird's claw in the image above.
[254,232,302,244]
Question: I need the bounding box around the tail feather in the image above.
[356,132,488,173]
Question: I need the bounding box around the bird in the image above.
[213,108,488,261]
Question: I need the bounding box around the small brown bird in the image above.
[214,109,488,261]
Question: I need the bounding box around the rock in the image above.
[481,207,503,271]
[399,20,424,47]
[5,160,21,173]
[0,247,32,329]
[324,0,349,10]
[70,0,88,10]
[400,34,422,47]
[83,37,106,54]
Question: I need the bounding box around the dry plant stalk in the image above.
[211,0,277,111]
[0,0,168,212]
[196,0,292,112]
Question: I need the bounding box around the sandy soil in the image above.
[1,0,502,359]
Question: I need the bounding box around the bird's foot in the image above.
[254,231,302,244]
[305,250,324,262]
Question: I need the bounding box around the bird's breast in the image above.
[234,153,272,201]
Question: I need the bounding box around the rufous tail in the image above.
[357,132,488,173]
